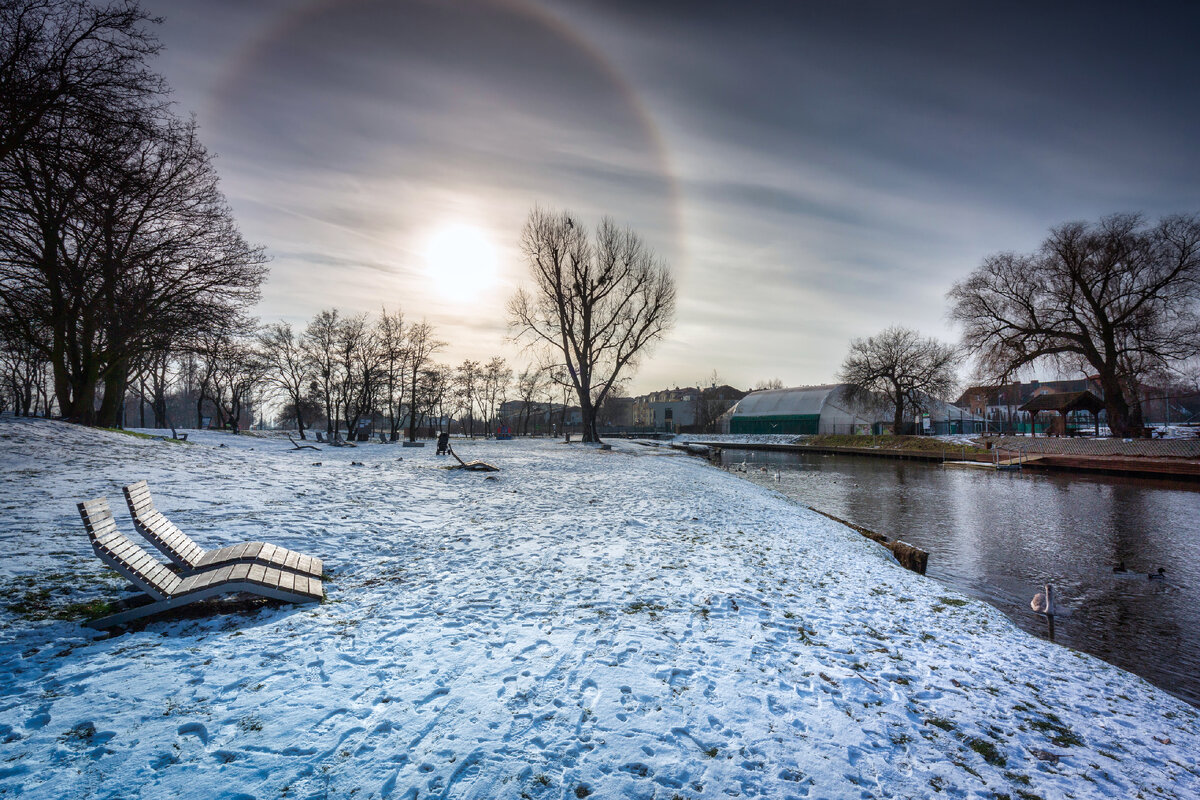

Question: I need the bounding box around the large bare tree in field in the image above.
[838,325,959,434]
[509,207,676,443]
[948,213,1200,437]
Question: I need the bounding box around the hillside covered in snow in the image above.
[0,417,1197,799]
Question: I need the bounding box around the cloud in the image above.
[145,0,1200,392]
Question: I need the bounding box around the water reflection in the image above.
[720,448,1200,706]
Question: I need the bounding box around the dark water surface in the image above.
[718,447,1200,706]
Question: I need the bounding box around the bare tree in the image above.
[0,311,51,415]
[0,110,266,426]
[376,307,405,440]
[403,320,443,441]
[838,325,959,434]
[303,309,342,436]
[513,363,548,435]
[753,378,784,391]
[259,321,312,437]
[454,359,480,437]
[479,356,511,435]
[207,335,264,433]
[948,213,1200,436]
[0,0,163,163]
[509,207,676,442]
[423,362,453,434]
[694,370,741,433]
[334,312,379,439]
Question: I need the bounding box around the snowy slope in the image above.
[0,417,1197,799]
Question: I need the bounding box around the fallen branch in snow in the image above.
[446,443,499,472]
[287,435,320,451]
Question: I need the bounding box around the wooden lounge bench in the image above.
[122,481,323,579]
[78,497,323,628]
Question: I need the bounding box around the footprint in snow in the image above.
[177,722,208,744]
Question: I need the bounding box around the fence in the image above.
[988,436,1200,458]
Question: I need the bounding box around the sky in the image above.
[145,0,1200,395]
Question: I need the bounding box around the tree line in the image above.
[837,213,1200,437]
[258,308,520,441]
[0,0,266,426]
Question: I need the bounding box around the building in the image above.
[597,395,635,429]
[721,384,886,435]
[955,379,1097,433]
[913,394,991,435]
[632,387,699,432]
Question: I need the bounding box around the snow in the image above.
[673,434,801,445]
[1,416,1198,799]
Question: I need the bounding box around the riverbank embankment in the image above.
[682,435,1200,481]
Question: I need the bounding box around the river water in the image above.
[717,447,1200,707]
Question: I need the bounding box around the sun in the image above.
[424,224,499,299]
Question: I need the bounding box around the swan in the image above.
[1030,585,1056,616]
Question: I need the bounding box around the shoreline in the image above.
[685,439,1200,482]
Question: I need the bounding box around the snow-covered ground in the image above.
[1,417,1198,799]
[673,434,801,445]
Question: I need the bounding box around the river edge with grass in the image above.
[714,444,1200,708]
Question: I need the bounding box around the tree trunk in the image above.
[578,393,600,443]
[1097,372,1133,437]
[96,362,129,428]
[407,370,419,442]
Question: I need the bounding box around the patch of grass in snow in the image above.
[1026,712,1083,747]
[926,716,957,732]
[937,596,970,607]
[624,600,666,616]
[3,575,119,622]
[56,598,118,621]
[100,427,188,443]
[60,722,97,748]
[967,736,1006,766]
[238,715,263,732]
